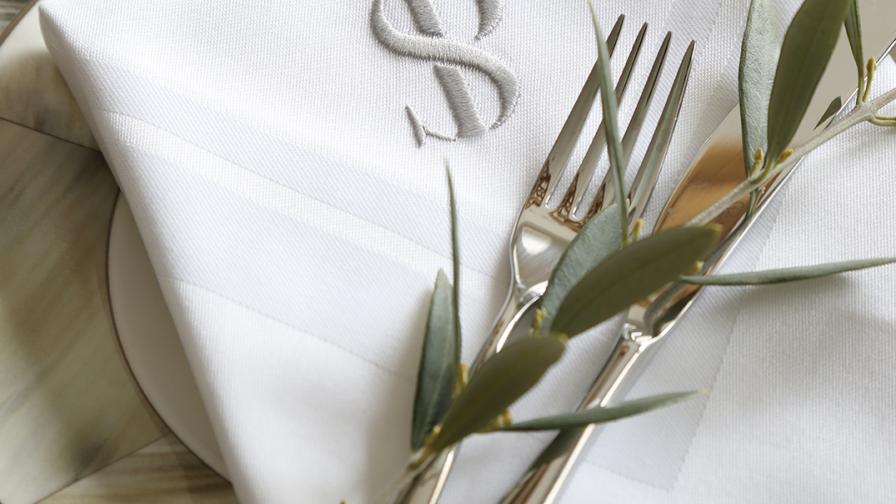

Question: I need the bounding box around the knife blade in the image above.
[659,0,896,234]
[500,3,896,502]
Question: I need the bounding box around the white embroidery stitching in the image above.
[372,0,520,147]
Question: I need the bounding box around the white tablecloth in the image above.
[39,0,896,502]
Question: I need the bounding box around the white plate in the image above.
[108,196,228,477]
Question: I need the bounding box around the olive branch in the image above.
[381,0,896,501]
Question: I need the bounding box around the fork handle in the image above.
[500,334,651,504]
[387,288,544,504]
[472,286,545,371]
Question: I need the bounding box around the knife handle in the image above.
[384,450,453,504]
[500,334,651,504]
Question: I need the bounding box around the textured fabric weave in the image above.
[39,1,896,502]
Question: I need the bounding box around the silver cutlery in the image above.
[394,15,696,504]
[476,17,693,373]
[499,23,896,504]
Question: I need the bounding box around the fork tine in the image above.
[560,23,649,216]
[623,40,695,225]
[532,15,625,206]
[619,32,673,168]
[584,31,672,216]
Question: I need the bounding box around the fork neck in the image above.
[471,282,546,372]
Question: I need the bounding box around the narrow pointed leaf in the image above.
[766,0,851,164]
[816,96,843,128]
[844,0,865,91]
[430,337,566,452]
[551,226,720,338]
[411,271,458,449]
[499,391,702,432]
[680,257,896,286]
[589,2,629,240]
[445,166,462,367]
[540,206,623,333]
[529,427,585,468]
[511,392,702,466]
[739,0,780,174]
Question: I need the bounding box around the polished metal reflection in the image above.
[500,34,896,504]
[392,15,697,504]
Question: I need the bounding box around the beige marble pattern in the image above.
[0,1,236,502]
[41,434,237,504]
[0,0,27,28]
[0,1,98,149]
[0,117,167,503]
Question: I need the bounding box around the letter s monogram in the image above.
[372,0,521,146]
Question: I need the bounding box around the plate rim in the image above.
[0,0,228,478]
[105,194,230,478]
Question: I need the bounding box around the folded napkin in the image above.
[39,0,896,502]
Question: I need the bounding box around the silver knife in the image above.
[499,5,896,504]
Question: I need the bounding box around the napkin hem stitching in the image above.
[99,109,502,284]
[163,275,409,379]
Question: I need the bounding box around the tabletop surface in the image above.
[0,2,236,502]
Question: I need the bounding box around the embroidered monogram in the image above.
[372,0,520,146]
[474,0,503,40]
[406,0,443,36]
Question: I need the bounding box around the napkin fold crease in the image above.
[38,0,896,502]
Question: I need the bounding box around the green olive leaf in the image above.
[680,257,896,286]
[512,391,703,467]
[529,427,585,468]
[430,337,566,452]
[844,0,865,93]
[540,206,623,334]
[815,96,843,128]
[498,391,702,432]
[411,271,458,450]
[766,0,851,164]
[551,226,721,338]
[411,168,464,449]
[739,0,781,174]
[589,2,629,240]
[445,165,462,369]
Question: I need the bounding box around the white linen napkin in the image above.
[38,0,896,502]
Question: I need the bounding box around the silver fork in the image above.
[391,15,696,504]
[502,31,896,504]
[479,17,695,372]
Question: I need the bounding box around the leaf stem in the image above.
[689,85,896,227]
[870,116,896,127]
